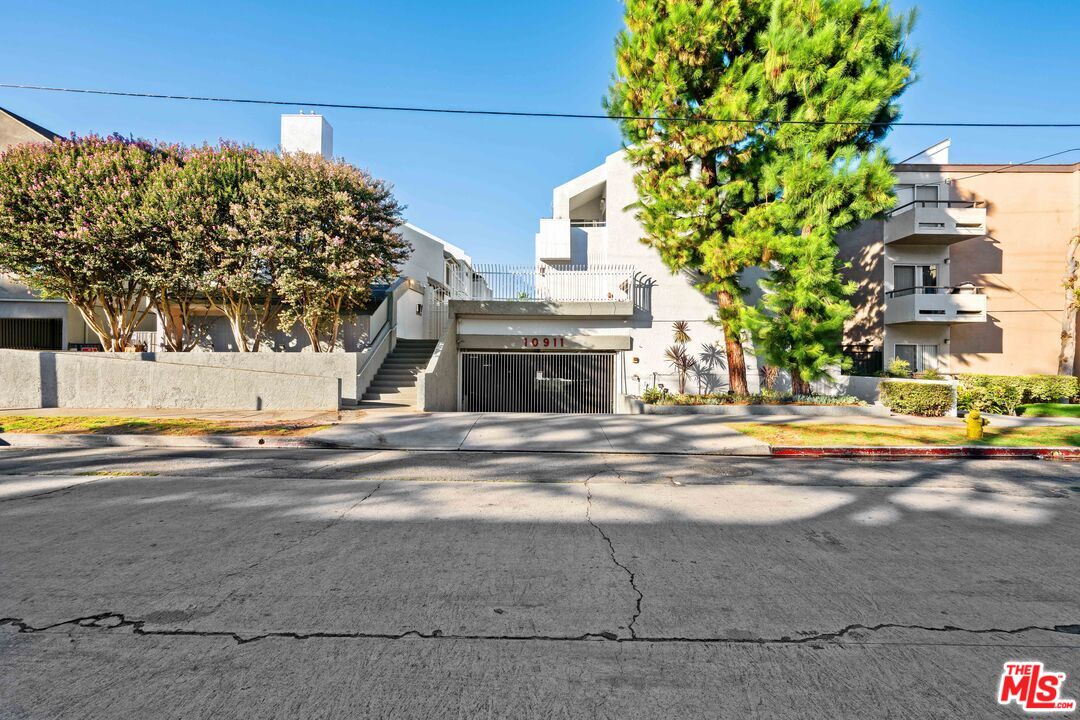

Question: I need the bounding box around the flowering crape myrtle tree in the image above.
[608,0,914,395]
[193,147,282,353]
[144,143,259,351]
[0,134,169,350]
[236,152,406,352]
[740,0,915,395]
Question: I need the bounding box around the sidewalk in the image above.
[313,412,771,455]
[3,407,1078,456]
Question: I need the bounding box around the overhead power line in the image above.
[1,82,1079,128]
[918,147,1080,186]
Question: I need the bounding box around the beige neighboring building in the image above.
[838,140,1080,377]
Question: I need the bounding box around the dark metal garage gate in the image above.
[459,351,615,413]
[0,318,63,350]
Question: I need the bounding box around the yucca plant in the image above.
[672,320,691,345]
[664,345,696,394]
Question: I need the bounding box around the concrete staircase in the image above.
[360,338,438,408]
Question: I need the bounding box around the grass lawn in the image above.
[1016,403,1080,418]
[733,423,1080,447]
[0,416,332,437]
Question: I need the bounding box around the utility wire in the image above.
[918,147,1080,187]
[1,82,1079,128]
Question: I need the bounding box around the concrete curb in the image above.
[3,433,1078,460]
[0,433,344,450]
[771,445,1080,459]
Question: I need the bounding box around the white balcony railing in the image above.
[470,264,634,303]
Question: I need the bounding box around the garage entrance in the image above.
[459,351,616,413]
[0,318,63,350]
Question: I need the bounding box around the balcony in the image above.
[884,200,987,245]
[535,219,607,263]
[470,264,632,302]
[884,286,987,325]
[453,264,636,319]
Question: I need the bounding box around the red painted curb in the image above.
[771,445,1080,459]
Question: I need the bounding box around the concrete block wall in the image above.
[0,350,340,411]
[112,352,364,404]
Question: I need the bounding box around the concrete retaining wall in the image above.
[813,374,888,404]
[356,326,395,401]
[101,352,364,405]
[0,350,339,411]
[417,325,457,412]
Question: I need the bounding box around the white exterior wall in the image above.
[536,150,757,395]
[280,114,333,159]
[394,224,474,340]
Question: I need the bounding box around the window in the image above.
[914,185,939,205]
[894,184,939,211]
[893,264,937,296]
[893,344,939,372]
[894,344,917,369]
[919,345,939,371]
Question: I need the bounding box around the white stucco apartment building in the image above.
[531,149,752,396]
[417,150,764,414]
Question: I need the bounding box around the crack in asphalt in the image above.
[456,415,484,450]
[584,473,642,639]
[237,482,382,575]
[192,482,385,603]
[2,614,1076,647]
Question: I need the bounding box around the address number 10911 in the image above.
[521,337,566,348]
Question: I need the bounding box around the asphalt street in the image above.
[1,447,1078,719]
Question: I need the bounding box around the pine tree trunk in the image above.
[791,373,811,396]
[718,289,748,394]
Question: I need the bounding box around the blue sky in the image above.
[1,1,1077,264]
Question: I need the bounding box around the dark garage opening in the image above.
[460,351,615,414]
[0,318,63,350]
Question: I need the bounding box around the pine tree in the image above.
[608,0,914,395]
[607,0,771,394]
[742,0,915,393]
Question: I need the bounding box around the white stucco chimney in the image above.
[280,112,333,159]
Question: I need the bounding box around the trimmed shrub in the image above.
[641,386,664,404]
[956,374,1078,414]
[886,357,913,378]
[1020,375,1079,403]
[880,381,954,417]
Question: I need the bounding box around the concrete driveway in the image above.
[1,447,1078,718]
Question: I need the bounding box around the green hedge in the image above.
[879,380,954,417]
[957,374,1079,414]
